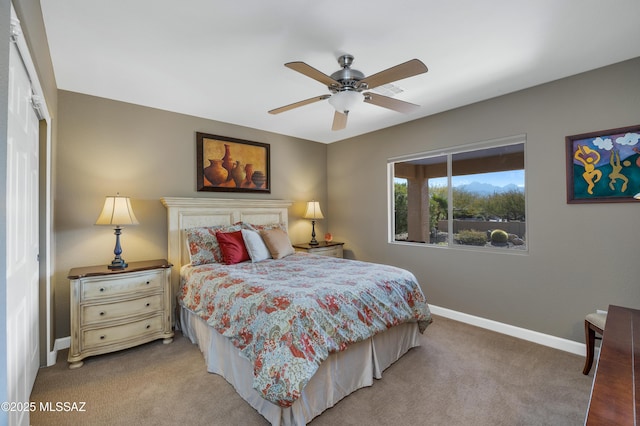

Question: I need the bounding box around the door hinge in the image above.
[31,94,44,119]
[10,17,22,43]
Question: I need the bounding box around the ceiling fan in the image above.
[268,54,428,131]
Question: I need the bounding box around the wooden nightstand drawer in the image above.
[293,242,344,258]
[81,294,163,325]
[82,314,164,350]
[309,245,343,257]
[81,269,164,300]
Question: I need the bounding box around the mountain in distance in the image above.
[456,181,523,195]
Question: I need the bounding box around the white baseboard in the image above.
[47,336,71,366]
[56,336,70,350]
[429,305,587,356]
[46,350,57,367]
[46,308,588,367]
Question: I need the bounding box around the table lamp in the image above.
[303,200,324,246]
[95,194,139,269]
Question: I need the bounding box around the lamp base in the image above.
[108,226,128,269]
[108,258,128,270]
[309,219,319,245]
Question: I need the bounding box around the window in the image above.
[389,135,526,251]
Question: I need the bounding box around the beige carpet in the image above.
[30,316,593,425]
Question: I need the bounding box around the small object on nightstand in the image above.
[67,259,174,369]
[293,241,344,258]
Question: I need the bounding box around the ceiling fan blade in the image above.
[268,95,331,115]
[360,59,428,90]
[332,111,348,131]
[363,92,420,113]
[285,61,342,88]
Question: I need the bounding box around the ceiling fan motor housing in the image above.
[329,54,366,93]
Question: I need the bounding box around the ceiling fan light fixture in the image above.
[328,90,361,113]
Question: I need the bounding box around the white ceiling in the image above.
[40,0,640,144]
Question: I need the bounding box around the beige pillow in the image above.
[260,228,294,259]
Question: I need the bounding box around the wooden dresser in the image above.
[67,259,174,368]
[585,305,640,424]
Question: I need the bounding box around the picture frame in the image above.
[566,125,640,203]
[196,133,270,193]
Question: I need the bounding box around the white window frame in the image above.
[387,134,528,253]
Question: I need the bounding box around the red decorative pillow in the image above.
[215,230,250,265]
[185,224,243,265]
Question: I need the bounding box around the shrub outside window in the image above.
[389,135,526,251]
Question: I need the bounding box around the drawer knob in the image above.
[145,303,150,307]
[146,324,151,329]
[99,287,105,292]
[100,335,106,340]
[145,281,150,285]
[99,311,105,316]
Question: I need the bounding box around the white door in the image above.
[6,37,40,426]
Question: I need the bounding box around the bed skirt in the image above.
[180,306,420,426]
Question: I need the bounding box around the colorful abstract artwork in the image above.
[566,125,640,203]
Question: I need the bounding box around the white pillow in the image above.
[241,229,272,262]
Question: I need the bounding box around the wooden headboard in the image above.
[161,197,292,298]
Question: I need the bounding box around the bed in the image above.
[161,197,432,425]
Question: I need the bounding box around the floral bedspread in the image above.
[179,253,432,407]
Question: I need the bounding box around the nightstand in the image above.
[67,259,174,369]
[293,241,344,258]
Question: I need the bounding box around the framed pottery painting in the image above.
[196,133,270,193]
[566,125,640,203]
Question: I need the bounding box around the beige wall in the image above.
[54,91,327,337]
[328,57,640,342]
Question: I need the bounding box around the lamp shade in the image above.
[95,195,139,226]
[328,90,361,113]
[303,201,324,220]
